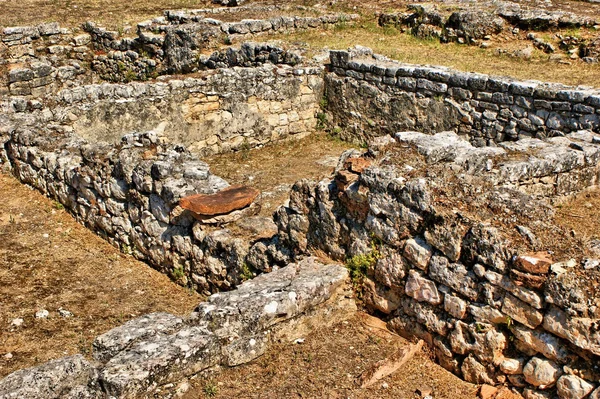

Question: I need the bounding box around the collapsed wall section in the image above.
[325,47,600,146]
[273,131,600,398]
[0,257,355,399]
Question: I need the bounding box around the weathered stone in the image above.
[180,185,259,216]
[445,295,467,319]
[429,256,479,300]
[364,278,402,314]
[543,306,600,356]
[523,357,562,388]
[93,312,184,362]
[405,270,442,305]
[556,374,594,399]
[511,325,570,362]
[501,294,543,329]
[99,326,220,398]
[515,252,553,274]
[461,354,495,385]
[500,358,524,375]
[403,237,433,271]
[0,355,97,399]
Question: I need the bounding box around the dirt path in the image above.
[185,313,480,399]
[0,172,200,378]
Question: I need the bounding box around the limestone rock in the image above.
[403,237,433,271]
[543,305,600,356]
[556,374,594,399]
[179,185,259,216]
[99,326,220,398]
[501,294,543,329]
[445,295,467,319]
[405,270,442,305]
[515,252,553,274]
[0,355,97,399]
[510,325,569,362]
[93,312,184,362]
[523,357,561,388]
[461,354,495,385]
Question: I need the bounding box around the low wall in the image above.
[273,131,600,398]
[326,47,600,145]
[0,257,355,398]
[54,62,323,156]
[3,124,291,295]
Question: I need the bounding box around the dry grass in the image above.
[0,0,213,29]
[269,20,600,87]
[554,187,600,241]
[205,132,357,216]
[0,172,200,378]
[184,313,480,399]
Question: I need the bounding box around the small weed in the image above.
[53,201,64,210]
[319,96,328,109]
[239,262,255,281]
[203,381,218,398]
[124,69,137,82]
[316,112,328,130]
[223,35,232,45]
[121,243,133,255]
[345,241,381,284]
[171,265,186,282]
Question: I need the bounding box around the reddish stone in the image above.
[515,252,553,274]
[479,384,498,399]
[510,269,547,290]
[335,170,359,190]
[344,157,372,174]
[179,185,259,216]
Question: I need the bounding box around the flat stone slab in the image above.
[179,185,259,216]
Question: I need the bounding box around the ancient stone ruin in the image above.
[1,3,600,399]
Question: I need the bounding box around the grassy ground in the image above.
[0,0,212,29]
[0,173,200,378]
[269,20,600,87]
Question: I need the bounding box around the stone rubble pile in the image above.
[271,131,600,399]
[378,2,599,45]
[0,257,354,399]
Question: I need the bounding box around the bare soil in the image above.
[184,312,482,399]
[0,172,200,378]
[205,133,357,216]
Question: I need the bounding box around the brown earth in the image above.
[184,312,485,399]
[0,172,201,378]
[205,133,357,216]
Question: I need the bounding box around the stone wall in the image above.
[326,47,600,145]
[1,10,355,92]
[4,46,323,156]
[0,257,355,399]
[272,131,600,398]
[378,3,599,46]
[2,123,293,295]
[0,23,93,97]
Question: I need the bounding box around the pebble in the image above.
[583,259,600,270]
[10,318,24,327]
[35,309,49,319]
[58,308,74,318]
[4,353,13,360]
